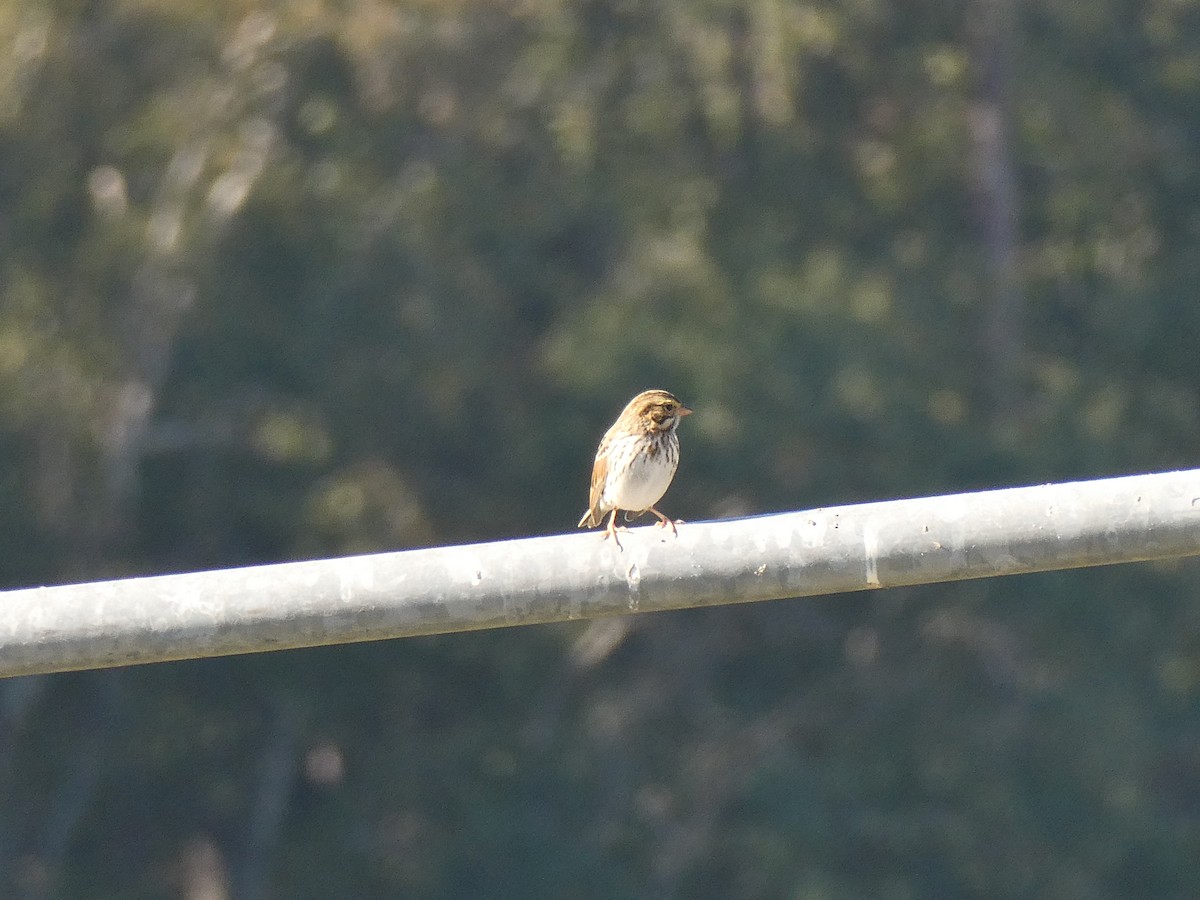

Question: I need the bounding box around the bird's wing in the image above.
[587,447,609,519]
[578,432,613,527]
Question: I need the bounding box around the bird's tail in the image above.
[578,508,599,528]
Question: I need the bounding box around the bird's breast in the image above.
[600,435,679,511]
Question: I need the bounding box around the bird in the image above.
[578,389,692,548]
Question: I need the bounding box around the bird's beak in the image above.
[678,405,693,417]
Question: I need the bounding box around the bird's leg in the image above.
[603,508,625,550]
[647,506,681,537]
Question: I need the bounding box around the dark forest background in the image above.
[3,0,1200,896]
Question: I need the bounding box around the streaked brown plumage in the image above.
[578,389,692,547]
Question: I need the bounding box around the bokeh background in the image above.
[3,0,1200,896]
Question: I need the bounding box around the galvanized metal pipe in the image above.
[3,468,1200,677]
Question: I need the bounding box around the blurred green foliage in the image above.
[2,0,1200,896]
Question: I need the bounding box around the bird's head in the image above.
[626,389,692,433]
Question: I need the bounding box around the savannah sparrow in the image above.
[578,389,693,547]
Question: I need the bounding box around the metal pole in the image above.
[2,469,1200,678]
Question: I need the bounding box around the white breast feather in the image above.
[601,434,678,512]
